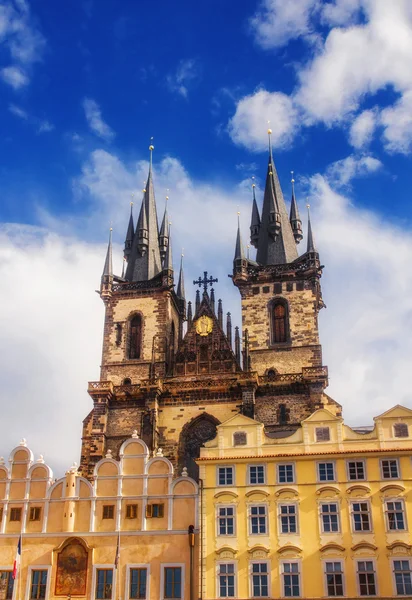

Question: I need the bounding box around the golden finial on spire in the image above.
[149,137,154,170]
[291,170,295,183]
[181,247,184,258]
[252,175,256,189]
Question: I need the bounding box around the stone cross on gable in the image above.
[193,271,218,294]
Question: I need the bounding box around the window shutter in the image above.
[145,504,152,518]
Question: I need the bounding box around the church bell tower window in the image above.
[271,300,289,344]
[128,315,142,360]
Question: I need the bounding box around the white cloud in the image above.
[321,0,362,26]
[37,119,54,133]
[380,90,412,154]
[349,109,378,149]
[1,65,28,88]
[326,154,382,187]
[9,102,28,119]
[9,103,54,134]
[166,59,200,98]
[250,0,320,49]
[228,90,299,151]
[82,98,115,141]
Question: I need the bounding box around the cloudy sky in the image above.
[1,0,412,476]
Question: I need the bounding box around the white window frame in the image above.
[248,464,266,486]
[216,561,237,599]
[160,563,185,600]
[346,459,366,481]
[249,504,269,536]
[391,558,412,596]
[126,563,150,600]
[385,498,407,532]
[0,566,17,600]
[317,461,336,483]
[249,560,270,598]
[319,502,340,534]
[217,466,235,487]
[25,565,52,600]
[350,500,373,533]
[355,559,378,597]
[278,502,299,535]
[276,463,296,484]
[216,504,236,537]
[323,559,345,597]
[280,559,302,599]
[381,458,400,480]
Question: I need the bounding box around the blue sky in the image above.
[1,0,412,473]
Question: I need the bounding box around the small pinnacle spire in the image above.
[218,299,223,329]
[289,171,303,244]
[234,212,245,261]
[195,289,200,314]
[124,197,135,259]
[164,222,173,272]
[102,228,113,277]
[159,195,170,261]
[226,312,232,348]
[250,179,261,249]
[177,252,185,300]
[306,203,316,253]
[235,326,241,364]
[121,257,126,279]
[187,301,193,327]
[210,288,215,313]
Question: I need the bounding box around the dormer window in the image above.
[394,423,409,438]
[316,427,330,442]
[233,432,247,446]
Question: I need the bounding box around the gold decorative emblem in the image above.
[195,315,213,336]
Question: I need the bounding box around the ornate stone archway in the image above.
[178,414,219,480]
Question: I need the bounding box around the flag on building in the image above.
[12,535,21,580]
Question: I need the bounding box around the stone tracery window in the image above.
[128,314,142,359]
[271,299,289,344]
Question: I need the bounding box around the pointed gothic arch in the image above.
[178,413,220,480]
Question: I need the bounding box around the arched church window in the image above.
[128,315,142,359]
[271,300,289,344]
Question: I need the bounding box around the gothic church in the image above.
[80,135,340,480]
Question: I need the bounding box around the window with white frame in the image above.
[279,504,298,534]
[386,500,406,531]
[351,501,372,532]
[393,559,412,595]
[248,465,265,485]
[0,571,14,600]
[325,561,344,597]
[129,567,148,599]
[95,568,114,599]
[163,566,182,599]
[320,503,340,533]
[277,463,295,484]
[251,562,269,598]
[29,569,48,600]
[250,505,268,534]
[218,466,234,486]
[218,506,235,536]
[347,460,366,481]
[381,459,400,479]
[356,561,377,596]
[281,561,301,597]
[218,563,235,598]
[317,462,335,482]
[316,427,330,442]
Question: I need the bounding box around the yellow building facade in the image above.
[198,405,412,599]
[0,434,198,600]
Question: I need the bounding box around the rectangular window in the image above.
[394,423,409,438]
[102,505,114,519]
[218,563,235,598]
[126,504,138,519]
[30,569,48,600]
[393,560,412,595]
[146,504,164,518]
[321,503,340,533]
[325,562,344,597]
[279,504,297,534]
[277,464,295,484]
[9,507,21,522]
[357,561,376,596]
[96,568,113,599]
[352,502,372,532]
[316,427,330,442]
[218,506,235,536]
[386,500,406,531]
[249,466,265,485]
[29,507,41,521]
[130,568,147,599]
[281,562,300,597]
[164,567,182,599]
[381,459,400,479]
[347,460,366,481]
[0,507,3,522]
[233,432,247,446]
[250,505,267,535]
[318,462,335,482]
[0,571,14,600]
[218,467,234,486]
[251,563,269,598]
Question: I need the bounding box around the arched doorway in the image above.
[178,414,219,480]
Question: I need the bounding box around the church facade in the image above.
[80,134,341,482]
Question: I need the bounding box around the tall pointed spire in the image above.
[102,228,113,277]
[306,203,316,253]
[177,252,185,300]
[250,179,261,249]
[234,213,245,260]
[164,222,173,273]
[255,128,298,266]
[125,141,162,281]
[124,199,134,259]
[159,194,169,263]
[289,172,303,244]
